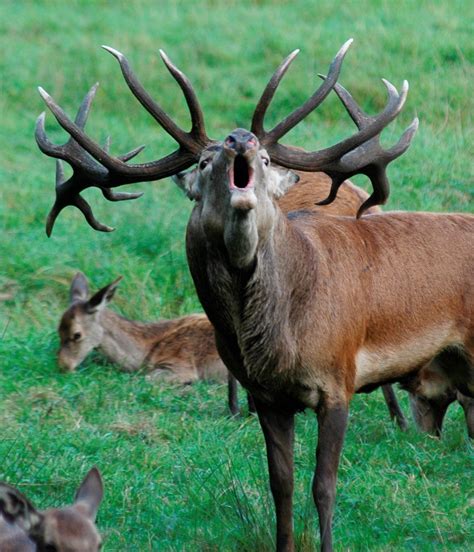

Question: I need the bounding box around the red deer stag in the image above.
[0,468,103,552]
[36,41,474,551]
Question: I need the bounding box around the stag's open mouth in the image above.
[229,154,254,190]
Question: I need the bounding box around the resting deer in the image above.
[36,40,474,551]
[0,468,103,552]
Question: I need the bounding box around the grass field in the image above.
[0,0,473,550]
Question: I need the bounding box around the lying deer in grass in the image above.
[0,468,103,552]
[58,271,246,415]
[36,40,474,551]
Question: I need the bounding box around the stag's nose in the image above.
[224,129,258,154]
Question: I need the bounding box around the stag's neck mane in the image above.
[188,204,317,384]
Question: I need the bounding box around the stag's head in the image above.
[0,468,103,552]
[173,129,299,266]
[58,273,121,372]
[36,40,418,266]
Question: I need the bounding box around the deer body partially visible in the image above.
[0,468,103,552]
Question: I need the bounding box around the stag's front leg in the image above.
[313,401,349,552]
[254,399,295,552]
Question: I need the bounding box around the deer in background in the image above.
[404,361,474,438]
[58,272,243,414]
[36,40,473,551]
[0,468,103,552]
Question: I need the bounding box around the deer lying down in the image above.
[37,41,474,551]
[59,265,404,422]
[58,272,227,385]
[0,468,103,552]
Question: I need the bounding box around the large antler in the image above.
[36,48,213,236]
[251,40,418,216]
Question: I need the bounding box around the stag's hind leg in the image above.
[254,399,295,552]
[381,384,407,430]
[313,399,349,552]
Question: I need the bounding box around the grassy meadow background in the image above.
[0,0,473,549]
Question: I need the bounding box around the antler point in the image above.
[38,86,50,100]
[102,45,123,60]
[340,38,354,54]
[159,49,171,64]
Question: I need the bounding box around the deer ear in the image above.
[73,468,103,521]
[0,483,43,534]
[172,168,201,201]
[268,166,300,198]
[70,272,89,304]
[86,276,122,313]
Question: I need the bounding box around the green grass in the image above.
[0,0,473,550]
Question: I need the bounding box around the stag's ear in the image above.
[86,276,122,313]
[172,168,201,201]
[70,272,89,304]
[73,468,103,521]
[0,483,43,533]
[267,166,300,198]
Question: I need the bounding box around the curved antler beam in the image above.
[36,46,213,235]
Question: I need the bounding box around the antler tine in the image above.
[118,144,146,162]
[318,74,367,128]
[55,159,65,187]
[36,111,64,158]
[251,49,300,138]
[74,82,99,128]
[310,77,417,216]
[257,39,353,146]
[354,116,419,217]
[159,49,208,143]
[102,188,144,201]
[45,160,115,237]
[105,136,147,163]
[102,46,208,155]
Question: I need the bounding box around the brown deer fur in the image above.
[179,133,474,551]
[0,468,103,552]
[36,44,473,551]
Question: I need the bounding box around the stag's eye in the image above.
[262,157,270,166]
[199,159,210,170]
[73,332,82,341]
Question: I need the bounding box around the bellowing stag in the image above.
[36,40,474,551]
